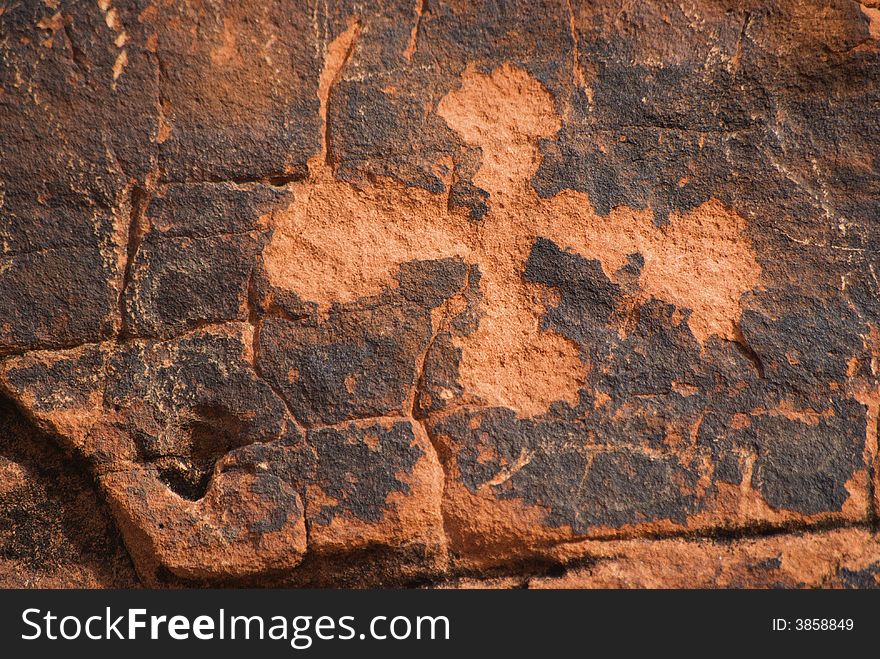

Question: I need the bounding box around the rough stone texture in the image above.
[439,528,880,589]
[0,395,138,587]
[0,0,878,587]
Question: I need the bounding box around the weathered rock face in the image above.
[0,0,878,587]
[0,397,138,588]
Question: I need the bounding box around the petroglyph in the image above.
[265,52,762,416]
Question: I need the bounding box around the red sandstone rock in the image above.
[0,0,878,586]
[527,528,880,589]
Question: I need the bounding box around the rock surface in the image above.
[0,0,878,586]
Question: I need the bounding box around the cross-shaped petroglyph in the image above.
[264,26,762,416]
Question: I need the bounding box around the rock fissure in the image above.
[118,185,150,339]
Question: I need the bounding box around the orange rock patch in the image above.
[264,47,762,417]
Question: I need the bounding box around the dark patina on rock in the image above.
[0,0,878,586]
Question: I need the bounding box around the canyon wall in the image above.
[0,0,878,587]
